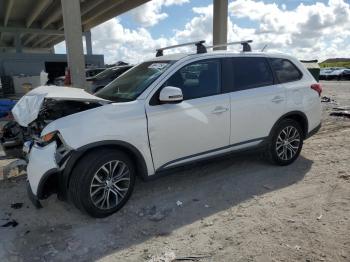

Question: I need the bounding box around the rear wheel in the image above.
[266,119,304,165]
[69,149,135,218]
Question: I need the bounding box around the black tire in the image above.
[265,119,304,166]
[69,149,135,218]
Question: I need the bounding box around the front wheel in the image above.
[69,149,135,218]
[266,119,304,166]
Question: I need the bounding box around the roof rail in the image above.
[207,40,253,52]
[156,40,207,57]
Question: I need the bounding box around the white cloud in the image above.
[227,0,350,59]
[55,0,350,64]
[129,0,189,27]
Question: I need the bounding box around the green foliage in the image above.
[319,62,350,68]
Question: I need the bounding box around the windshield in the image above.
[95,61,173,102]
[94,68,114,80]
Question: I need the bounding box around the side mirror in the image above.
[159,86,183,103]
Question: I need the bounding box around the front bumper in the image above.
[27,182,42,208]
[27,141,58,197]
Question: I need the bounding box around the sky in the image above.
[55,0,350,64]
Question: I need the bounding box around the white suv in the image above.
[12,42,322,217]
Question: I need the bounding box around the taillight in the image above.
[311,83,322,96]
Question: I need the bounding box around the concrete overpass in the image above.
[0,0,228,89]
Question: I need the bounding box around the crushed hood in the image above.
[12,86,108,127]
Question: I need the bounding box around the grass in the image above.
[319,62,350,68]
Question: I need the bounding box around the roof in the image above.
[145,50,301,63]
[0,0,150,50]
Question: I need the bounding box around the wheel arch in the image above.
[59,140,148,199]
[269,111,309,139]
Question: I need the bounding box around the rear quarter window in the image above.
[269,58,303,83]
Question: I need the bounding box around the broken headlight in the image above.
[36,131,58,146]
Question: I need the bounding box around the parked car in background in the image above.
[10,41,322,218]
[338,69,350,80]
[87,65,133,93]
[327,68,350,80]
[319,67,345,80]
[52,67,106,86]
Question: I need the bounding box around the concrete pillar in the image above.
[84,30,92,55]
[61,0,86,89]
[15,33,22,53]
[213,0,228,50]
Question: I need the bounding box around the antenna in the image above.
[156,40,207,57]
[207,40,253,52]
[261,44,268,52]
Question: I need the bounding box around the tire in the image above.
[265,119,304,166]
[69,149,136,218]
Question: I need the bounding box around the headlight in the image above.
[38,131,58,146]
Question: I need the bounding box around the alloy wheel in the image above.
[275,126,301,161]
[89,160,131,210]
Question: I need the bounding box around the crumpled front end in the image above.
[26,129,73,206]
[27,142,58,197]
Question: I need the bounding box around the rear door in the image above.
[146,58,231,171]
[224,56,287,145]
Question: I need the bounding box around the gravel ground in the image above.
[0,81,349,262]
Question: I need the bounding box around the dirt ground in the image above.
[0,81,349,262]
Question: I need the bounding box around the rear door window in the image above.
[269,58,302,83]
[230,57,274,91]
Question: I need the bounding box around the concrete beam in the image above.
[213,0,228,50]
[84,30,92,55]
[43,35,65,48]
[61,0,86,89]
[14,33,22,53]
[0,26,64,35]
[32,35,52,47]
[42,35,63,47]
[23,34,37,46]
[56,0,106,30]
[4,0,14,27]
[26,0,53,28]
[83,0,150,30]
[41,4,62,29]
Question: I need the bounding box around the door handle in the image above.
[211,106,229,114]
[271,96,284,103]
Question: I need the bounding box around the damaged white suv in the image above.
[11,41,322,217]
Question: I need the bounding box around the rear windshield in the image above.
[95,61,173,102]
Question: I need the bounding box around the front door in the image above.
[146,59,231,171]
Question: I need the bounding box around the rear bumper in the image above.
[306,123,321,139]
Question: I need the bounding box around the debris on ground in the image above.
[10,203,23,209]
[1,159,27,180]
[176,200,183,207]
[339,174,350,181]
[321,96,336,103]
[332,106,350,111]
[138,206,170,222]
[1,219,18,228]
[147,251,176,262]
[330,111,350,118]
[149,211,166,222]
[317,214,323,221]
[174,254,212,261]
